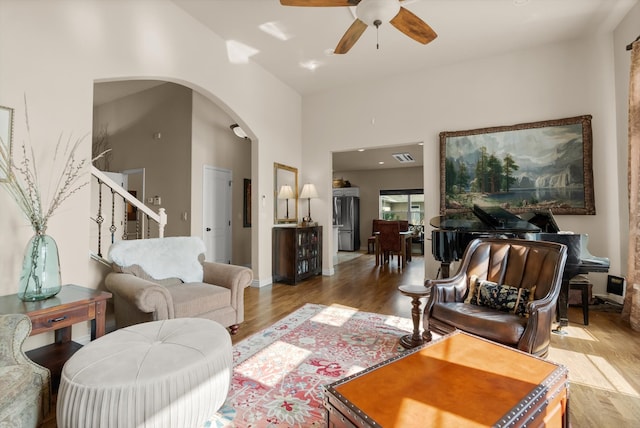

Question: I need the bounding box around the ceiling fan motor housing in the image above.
[356,0,400,26]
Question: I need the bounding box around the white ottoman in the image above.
[57,318,232,428]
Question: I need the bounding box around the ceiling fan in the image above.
[280,0,437,54]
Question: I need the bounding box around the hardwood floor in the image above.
[236,252,640,427]
[44,251,639,427]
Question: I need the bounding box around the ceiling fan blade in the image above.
[390,6,437,45]
[335,19,368,54]
[280,0,359,6]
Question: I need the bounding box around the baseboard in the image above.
[75,334,92,346]
[251,277,272,288]
[593,293,624,306]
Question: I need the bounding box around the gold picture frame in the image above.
[440,115,595,215]
[0,105,14,182]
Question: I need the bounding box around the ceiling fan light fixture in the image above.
[356,0,400,27]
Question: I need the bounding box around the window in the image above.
[379,189,424,225]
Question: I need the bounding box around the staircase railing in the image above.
[90,166,167,259]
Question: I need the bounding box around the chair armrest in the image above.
[422,273,470,327]
[425,273,469,303]
[517,286,560,355]
[202,262,253,313]
[0,314,32,366]
[105,272,174,319]
[0,314,52,417]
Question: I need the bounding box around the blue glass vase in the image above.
[18,232,62,301]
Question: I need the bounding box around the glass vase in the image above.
[18,232,62,301]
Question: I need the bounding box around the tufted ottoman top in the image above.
[57,318,233,428]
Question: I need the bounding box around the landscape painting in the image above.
[440,115,595,215]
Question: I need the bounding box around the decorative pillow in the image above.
[464,275,480,304]
[474,280,536,317]
[517,285,536,317]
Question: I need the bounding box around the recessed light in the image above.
[378,161,385,165]
[358,149,365,152]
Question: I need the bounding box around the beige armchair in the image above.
[422,238,567,358]
[105,236,253,334]
[0,314,51,427]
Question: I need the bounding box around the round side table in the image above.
[398,284,431,349]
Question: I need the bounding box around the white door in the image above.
[203,166,232,263]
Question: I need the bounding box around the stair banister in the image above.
[91,165,167,237]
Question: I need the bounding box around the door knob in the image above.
[206,227,211,231]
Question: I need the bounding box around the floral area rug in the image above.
[205,303,413,427]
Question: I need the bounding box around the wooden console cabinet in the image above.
[273,226,322,284]
[0,284,112,388]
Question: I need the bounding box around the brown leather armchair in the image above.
[422,238,567,357]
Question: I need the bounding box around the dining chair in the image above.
[368,219,384,253]
[377,221,404,267]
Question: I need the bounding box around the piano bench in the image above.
[569,275,592,325]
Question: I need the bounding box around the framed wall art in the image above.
[0,105,14,182]
[440,115,595,215]
[243,178,251,228]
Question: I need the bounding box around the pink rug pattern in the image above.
[206,303,413,427]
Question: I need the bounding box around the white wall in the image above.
[303,36,624,294]
[0,0,301,347]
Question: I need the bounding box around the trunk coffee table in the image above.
[324,331,568,428]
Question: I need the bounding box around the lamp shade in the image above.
[277,185,294,200]
[300,183,318,199]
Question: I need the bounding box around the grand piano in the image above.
[431,205,610,330]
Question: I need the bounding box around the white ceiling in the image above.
[95,0,637,171]
[172,0,637,96]
[333,143,423,171]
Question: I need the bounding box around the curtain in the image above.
[622,40,640,331]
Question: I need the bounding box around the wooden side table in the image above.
[0,284,112,388]
[398,284,431,348]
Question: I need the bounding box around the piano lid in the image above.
[519,209,560,233]
[431,205,541,233]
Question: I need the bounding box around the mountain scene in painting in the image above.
[444,123,585,212]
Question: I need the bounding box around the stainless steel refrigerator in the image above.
[333,196,360,251]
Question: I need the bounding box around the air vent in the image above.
[392,153,415,163]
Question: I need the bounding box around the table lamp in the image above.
[277,185,294,219]
[300,183,319,223]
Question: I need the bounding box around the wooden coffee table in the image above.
[324,331,568,428]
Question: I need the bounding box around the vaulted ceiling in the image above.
[173,0,636,95]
